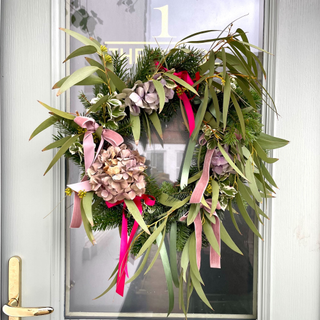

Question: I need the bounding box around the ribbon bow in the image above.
[106,194,156,296]
[68,117,124,228]
[74,117,99,172]
[180,199,221,269]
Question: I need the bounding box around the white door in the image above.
[2,1,320,320]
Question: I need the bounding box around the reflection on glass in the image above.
[66,0,261,318]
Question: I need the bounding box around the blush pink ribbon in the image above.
[74,117,99,172]
[106,194,156,296]
[190,134,214,204]
[155,63,196,136]
[68,117,124,228]
[180,199,221,269]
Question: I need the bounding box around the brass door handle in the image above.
[2,256,54,319]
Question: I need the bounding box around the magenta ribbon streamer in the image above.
[106,194,156,296]
[180,199,221,269]
[174,71,196,136]
[155,62,196,136]
[68,117,124,228]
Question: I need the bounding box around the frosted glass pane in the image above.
[65,0,262,318]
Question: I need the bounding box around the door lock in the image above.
[2,256,54,319]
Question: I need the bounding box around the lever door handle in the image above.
[2,256,54,319]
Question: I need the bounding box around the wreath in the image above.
[31,25,288,316]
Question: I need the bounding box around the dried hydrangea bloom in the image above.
[211,145,234,176]
[124,75,175,116]
[87,144,147,203]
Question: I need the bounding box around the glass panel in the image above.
[65,0,262,318]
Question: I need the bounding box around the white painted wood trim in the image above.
[257,0,277,320]
[0,0,2,311]
[50,1,66,319]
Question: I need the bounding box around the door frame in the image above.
[49,1,278,319]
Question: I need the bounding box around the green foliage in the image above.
[111,51,130,83]
[78,91,91,109]
[92,194,123,231]
[128,46,162,86]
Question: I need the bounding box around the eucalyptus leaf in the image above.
[42,135,71,151]
[190,270,213,310]
[180,138,197,189]
[253,141,278,163]
[124,199,150,235]
[217,143,247,180]
[189,233,203,284]
[86,95,109,114]
[156,232,175,316]
[191,84,208,140]
[235,193,262,239]
[158,193,181,207]
[144,231,165,275]
[256,132,289,150]
[106,68,126,92]
[260,161,278,188]
[80,199,95,244]
[204,211,216,224]
[63,45,97,63]
[220,221,243,254]
[245,159,262,202]
[82,191,94,226]
[167,196,191,215]
[149,111,163,139]
[53,74,104,89]
[237,40,272,54]
[235,76,257,110]
[130,113,141,144]
[209,85,221,125]
[126,246,151,284]
[152,79,165,113]
[203,220,220,255]
[142,112,151,144]
[222,74,231,130]
[164,72,198,95]
[57,66,101,96]
[187,203,200,226]
[231,93,246,138]
[228,200,241,234]
[94,274,117,299]
[237,180,268,219]
[44,134,80,175]
[60,28,101,52]
[169,222,180,288]
[136,218,167,258]
[181,237,190,282]
[187,170,203,184]
[85,57,108,82]
[29,116,58,140]
[211,179,220,215]
[179,29,220,42]
[37,100,75,120]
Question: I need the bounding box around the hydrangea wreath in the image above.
[31,25,288,315]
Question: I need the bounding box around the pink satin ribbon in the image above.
[68,117,124,228]
[190,148,215,204]
[155,63,196,136]
[106,194,156,296]
[74,117,99,172]
[180,199,221,269]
